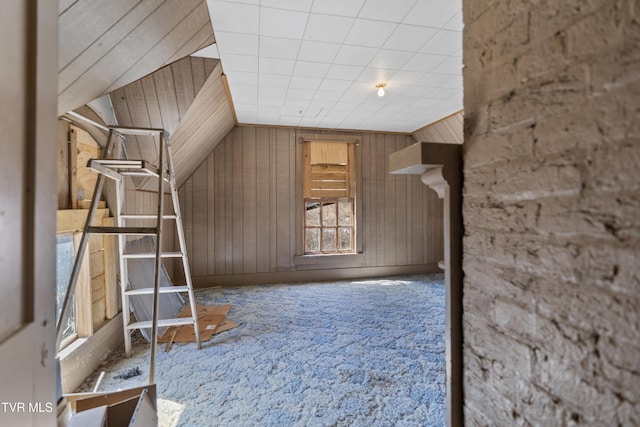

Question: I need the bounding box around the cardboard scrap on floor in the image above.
[158,303,238,347]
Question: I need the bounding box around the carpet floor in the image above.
[78,274,446,426]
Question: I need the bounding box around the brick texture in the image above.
[462,0,640,424]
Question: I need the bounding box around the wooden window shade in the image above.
[303,142,355,199]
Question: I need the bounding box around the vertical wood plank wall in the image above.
[178,125,444,285]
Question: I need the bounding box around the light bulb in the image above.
[377,86,385,97]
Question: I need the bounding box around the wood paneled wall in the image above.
[412,110,464,144]
[178,126,444,286]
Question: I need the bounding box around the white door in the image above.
[0,1,58,425]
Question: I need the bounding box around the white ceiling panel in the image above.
[420,29,462,56]
[208,1,259,34]
[403,0,459,28]
[304,14,355,43]
[359,0,417,22]
[344,19,398,48]
[310,0,366,18]
[260,7,309,39]
[215,31,259,56]
[297,40,341,63]
[206,0,462,132]
[334,45,378,66]
[260,36,301,60]
[260,0,312,13]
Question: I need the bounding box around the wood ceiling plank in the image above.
[105,0,211,94]
[153,65,180,136]
[123,81,158,163]
[189,57,207,94]
[58,0,139,71]
[58,0,209,115]
[164,24,215,67]
[109,87,142,160]
[171,58,196,120]
[59,0,165,98]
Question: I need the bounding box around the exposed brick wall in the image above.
[462,0,640,424]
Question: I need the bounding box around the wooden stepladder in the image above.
[55,126,200,383]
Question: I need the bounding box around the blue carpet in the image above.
[79,274,445,426]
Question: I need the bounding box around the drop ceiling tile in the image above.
[260,36,301,60]
[226,71,258,85]
[287,88,316,100]
[232,84,258,96]
[260,0,312,12]
[304,14,355,43]
[334,45,378,66]
[358,0,417,22]
[401,85,435,98]
[293,61,331,78]
[312,89,344,102]
[418,72,458,87]
[298,40,341,63]
[208,1,259,34]
[369,49,413,70]
[344,19,397,48]
[401,52,447,72]
[441,74,462,89]
[281,105,307,116]
[259,57,295,75]
[220,53,258,71]
[383,24,437,52]
[429,87,463,99]
[325,64,364,80]
[215,31,259,56]
[310,0,366,17]
[412,97,441,108]
[234,94,260,105]
[356,67,394,84]
[259,86,288,98]
[390,70,425,85]
[430,56,462,74]
[420,29,461,56]
[259,72,292,87]
[260,7,308,39]
[443,11,463,31]
[279,116,301,126]
[290,76,323,90]
[318,79,352,92]
[403,0,460,28]
[258,96,286,107]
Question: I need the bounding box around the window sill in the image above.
[294,253,364,270]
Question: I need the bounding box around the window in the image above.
[303,141,356,254]
[56,234,77,348]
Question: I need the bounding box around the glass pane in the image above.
[322,228,337,252]
[338,200,353,226]
[305,201,320,226]
[322,202,337,226]
[305,228,321,253]
[338,227,352,251]
[56,234,77,343]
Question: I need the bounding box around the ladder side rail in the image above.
[56,129,116,350]
[148,132,166,384]
[165,140,201,350]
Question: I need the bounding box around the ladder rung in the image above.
[127,317,195,330]
[91,159,147,168]
[121,214,177,219]
[88,226,158,235]
[123,252,183,259]
[125,285,189,296]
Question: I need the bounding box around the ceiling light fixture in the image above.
[376,82,387,97]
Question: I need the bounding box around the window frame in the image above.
[294,134,363,265]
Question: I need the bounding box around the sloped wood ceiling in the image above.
[412,110,464,144]
[58,0,214,115]
[110,56,235,188]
